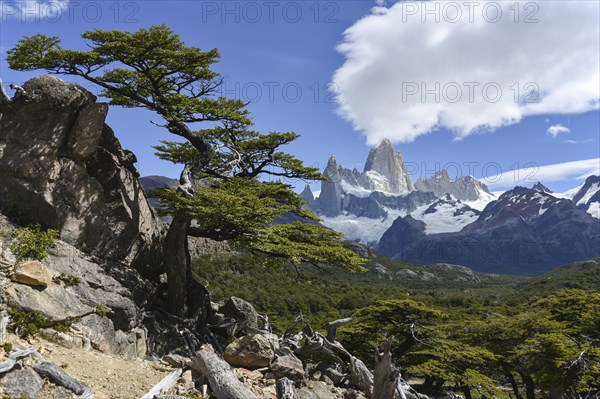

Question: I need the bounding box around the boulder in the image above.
[4,283,94,323]
[224,334,276,368]
[219,296,259,331]
[0,75,162,278]
[295,381,340,399]
[270,347,305,380]
[11,260,53,287]
[0,369,43,399]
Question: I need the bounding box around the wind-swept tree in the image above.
[7,25,365,318]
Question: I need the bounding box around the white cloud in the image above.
[483,158,600,190]
[547,124,570,138]
[563,139,593,144]
[0,0,69,21]
[333,1,600,144]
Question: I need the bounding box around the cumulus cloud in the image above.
[0,0,70,21]
[484,158,600,190]
[333,1,600,144]
[547,124,570,138]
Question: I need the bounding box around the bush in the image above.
[10,224,59,261]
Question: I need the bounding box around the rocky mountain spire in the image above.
[318,155,343,217]
[363,139,414,194]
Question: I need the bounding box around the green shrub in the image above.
[56,273,81,286]
[2,342,13,352]
[8,309,47,337]
[10,224,59,261]
[95,304,111,317]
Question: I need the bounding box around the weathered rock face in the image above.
[0,75,162,277]
[314,141,415,217]
[363,139,413,194]
[0,213,152,359]
[414,169,491,201]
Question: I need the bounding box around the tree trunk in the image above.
[164,210,192,317]
[519,372,536,399]
[503,368,523,399]
[461,385,473,399]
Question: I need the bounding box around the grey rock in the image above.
[219,297,259,331]
[414,169,490,201]
[0,75,162,278]
[4,283,94,323]
[532,181,552,193]
[270,347,304,379]
[316,141,416,218]
[363,139,413,193]
[224,334,276,368]
[295,381,340,399]
[0,369,43,399]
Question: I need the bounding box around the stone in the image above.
[4,283,94,323]
[68,103,109,159]
[270,347,304,380]
[0,369,43,399]
[40,329,84,349]
[0,75,162,278]
[162,354,192,369]
[323,367,345,385]
[219,297,259,331]
[295,381,339,399]
[224,334,276,369]
[11,260,53,287]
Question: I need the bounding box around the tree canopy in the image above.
[7,25,366,316]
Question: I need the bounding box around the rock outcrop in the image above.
[314,140,415,217]
[0,76,162,278]
[0,213,151,359]
[414,169,491,201]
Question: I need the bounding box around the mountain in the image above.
[311,140,494,246]
[414,169,491,201]
[315,140,414,217]
[139,175,179,210]
[532,181,552,193]
[571,175,600,219]
[379,186,600,274]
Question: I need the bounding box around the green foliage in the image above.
[8,25,365,271]
[8,309,47,337]
[2,342,13,353]
[10,224,58,261]
[194,253,600,398]
[95,304,111,317]
[56,273,81,286]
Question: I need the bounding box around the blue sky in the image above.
[1,0,598,193]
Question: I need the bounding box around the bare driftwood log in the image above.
[191,344,259,399]
[372,339,425,399]
[288,317,374,395]
[276,377,297,399]
[0,348,93,399]
[140,369,182,399]
[34,362,94,399]
[326,317,353,343]
[0,348,44,373]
